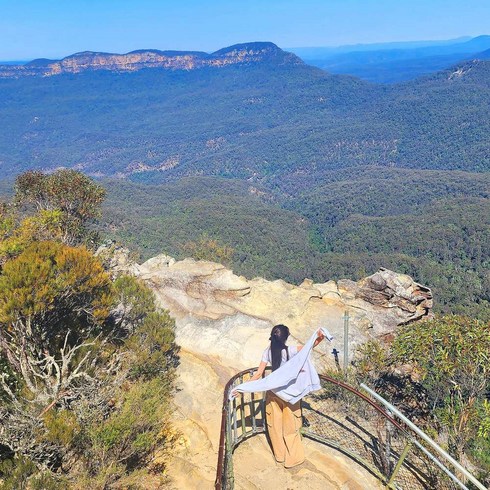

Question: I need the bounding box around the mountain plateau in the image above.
[0,42,301,78]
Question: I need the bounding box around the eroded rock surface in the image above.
[98,244,432,488]
[107,247,432,369]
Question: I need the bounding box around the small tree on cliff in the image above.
[0,240,113,406]
[14,169,106,246]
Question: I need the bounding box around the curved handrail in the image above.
[215,368,410,489]
[215,367,472,489]
[318,373,406,432]
[215,368,252,488]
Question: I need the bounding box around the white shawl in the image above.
[231,328,334,404]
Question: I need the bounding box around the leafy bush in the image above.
[355,315,490,477]
[125,311,179,380]
[0,171,178,488]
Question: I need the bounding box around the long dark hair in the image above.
[269,324,290,371]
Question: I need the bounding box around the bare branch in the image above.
[0,373,22,408]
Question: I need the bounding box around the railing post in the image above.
[232,395,237,444]
[387,441,412,486]
[385,410,395,476]
[240,393,246,437]
[225,408,234,488]
[250,395,257,433]
[343,311,349,373]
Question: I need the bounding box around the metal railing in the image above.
[361,384,487,490]
[215,369,484,489]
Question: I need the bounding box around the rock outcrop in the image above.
[98,243,432,488]
[100,244,432,369]
[0,42,302,78]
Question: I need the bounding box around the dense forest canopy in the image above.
[98,169,490,320]
[0,51,490,179]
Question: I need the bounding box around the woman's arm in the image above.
[249,361,267,381]
[314,329,325,347]
[297,329,325,352]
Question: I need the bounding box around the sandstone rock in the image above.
[138,254,175,274]
[106,246,432,488]
[0,42,303,79]
[95,241,139,277]
[101,244,433,368]
[233,436,383,489]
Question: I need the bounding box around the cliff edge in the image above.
[0,42,302,78]
[97,244,432,488]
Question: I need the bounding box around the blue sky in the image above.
[1,0,489,60]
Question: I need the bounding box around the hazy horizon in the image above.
[1,0,490,60]
[0,34,487,63]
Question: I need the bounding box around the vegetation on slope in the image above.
[100,176,320,281]
[286,167,490,318]
[1,55,490,180]
[99,168,490,320]
[355,315,490,485]
[0,170,178,489]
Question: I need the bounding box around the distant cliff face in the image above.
[0,42,303,78]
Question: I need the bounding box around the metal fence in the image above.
[215,369,484,490]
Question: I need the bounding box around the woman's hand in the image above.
[313,329,325,347]
[249,361,267,381]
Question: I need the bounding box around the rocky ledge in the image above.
[99,244,432,369]
[97,243,432,488]
[0,42,302,78]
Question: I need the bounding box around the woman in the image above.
[248,324,325,468]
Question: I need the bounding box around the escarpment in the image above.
[99,244,432,368]
[0,42,302,78]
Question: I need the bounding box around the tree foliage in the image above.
[183,234,235,266]
[354,315,490,479]
[0,210,65,264]
[14,170,106,246]
[0,172,178,488]
[392,316,490,461]
[113,274,157,332]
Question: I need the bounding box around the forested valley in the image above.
[0,41,489,486]
[98,167,490,320]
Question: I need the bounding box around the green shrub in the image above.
[125,311,178,380]
[89,376,174,471]
[43,410,81,447]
